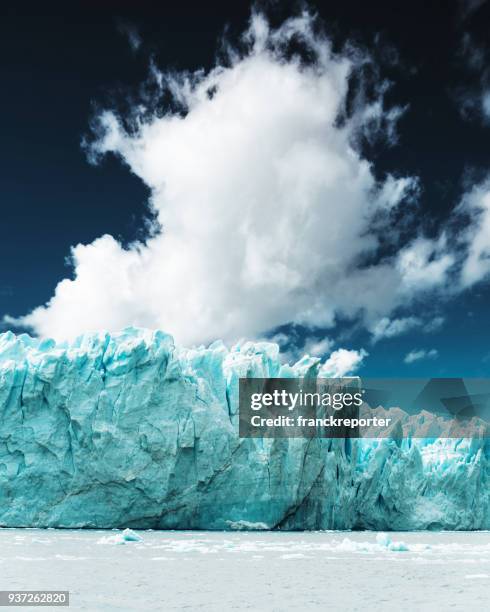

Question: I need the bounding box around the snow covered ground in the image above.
[0,529,488,611]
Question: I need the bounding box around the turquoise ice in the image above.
[0,327,488,530]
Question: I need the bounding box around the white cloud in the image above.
[376,174,420,210]
[5,11,488,350]
[370,314,445,342]
[397,236,455,293]
[456,28,490,123]
[266,331,333,363]
[424,315,445,332]
[303,337,334,357]
[370,316,421,342]
[262,328,335,363]
[270,333,364,374]
[458,179,490,287]
[482,90,490,118]
[320,348,368,377]
[10,12,423,346]
[404,348,438,364]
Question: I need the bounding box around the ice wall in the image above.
[0,328,488,530]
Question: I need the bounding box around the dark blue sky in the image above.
[2,0,490,375]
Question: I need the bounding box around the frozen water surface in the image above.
[0,529,488,611]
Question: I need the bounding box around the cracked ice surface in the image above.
[0,327,488,530]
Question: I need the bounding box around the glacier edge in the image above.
[0,327,488,530]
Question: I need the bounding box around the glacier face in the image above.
[0,327,488,530]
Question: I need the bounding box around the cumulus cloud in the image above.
[266,330,342,365]
[320,348,368,377]
[10,12,422,346]
[404,348,438,364]
[5,11,490,349]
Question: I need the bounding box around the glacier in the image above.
[0,327,488,530]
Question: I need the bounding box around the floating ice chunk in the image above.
[227,521,270,531]
[97,534,125,545]
[122,528,143,542]
[375,532,391,548]
[337,538,372,552]
[337,535,423,553]
[97,529,143,545]
[375,532,409,552]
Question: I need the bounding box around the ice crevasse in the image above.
[0,327,488,530]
